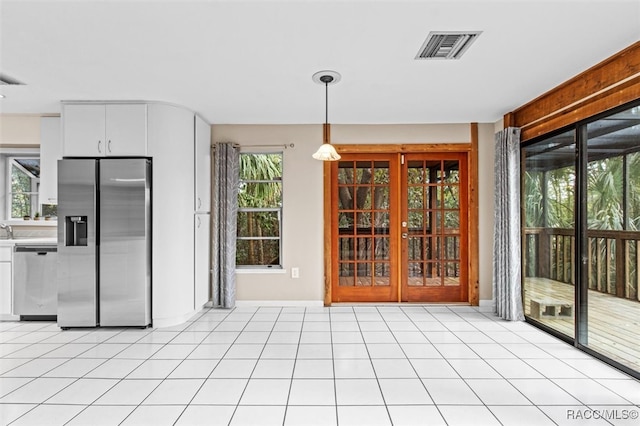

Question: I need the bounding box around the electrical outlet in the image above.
[291,267,299,278]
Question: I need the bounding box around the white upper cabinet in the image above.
[62,103,147,157]
[194,115,211,212]
[39,116,62,204]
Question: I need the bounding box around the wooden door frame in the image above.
[323,123,480,306]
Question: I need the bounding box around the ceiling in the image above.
[1,0,639,125]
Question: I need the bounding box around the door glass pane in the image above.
[408,211,423,229]
[444,211,459,232]
[339,212,354,230]
[522,129,576,338]
[374,212,390,232]
[374,237,390,260]
[408,237,422,261]
[339,238,355,261]
[408,187,423,208]
[356,212,372,232]
[374,186,389,209]
[373,163,389,184]
[443,186,459,209]
[407,162,426,184]
[338,187,355,210]
[444,236,459,260]
[444,262,460,285]
[585,105,640,372]
[424,262,441,286]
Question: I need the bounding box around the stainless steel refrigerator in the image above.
[57,158,151,328]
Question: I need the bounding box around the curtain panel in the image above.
[493,128,525,321]
[212,142,239,308]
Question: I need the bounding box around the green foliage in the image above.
[546,166,575,229]
[238,153,282,208]
[10,163,33,218]
[587,157,623,230]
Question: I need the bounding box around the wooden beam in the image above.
[521,78,640,140]
[505,41,640,142]
[336,143,472,154]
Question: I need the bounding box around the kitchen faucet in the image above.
[0,223,14,239]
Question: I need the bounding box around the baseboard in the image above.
[153,310,197,328]
[234,300,324,307]
[479,299,494,312]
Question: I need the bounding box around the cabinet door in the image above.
[194,214,210,309]
[62,104,106,157]
[39,117,62,204]
[194,115,211,212]
[105,104,147,156]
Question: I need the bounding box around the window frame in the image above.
[236,151,284,270]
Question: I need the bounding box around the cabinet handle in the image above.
[197,216,201,228]
[108,140,112,153]
[197,198,202,209]
[98,140,102,153]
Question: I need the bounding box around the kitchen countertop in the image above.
[0,238,58,247]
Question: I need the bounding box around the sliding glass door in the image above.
[522,130,576,338]
[584,106,640,373]
[522,102,640,376]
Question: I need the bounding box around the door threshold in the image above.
[330,302,472,306]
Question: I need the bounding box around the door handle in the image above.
[402,232,408,239]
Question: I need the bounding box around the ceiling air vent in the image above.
[0,73,25,85]
[415,31,482,60]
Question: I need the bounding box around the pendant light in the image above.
[312,70,341,161]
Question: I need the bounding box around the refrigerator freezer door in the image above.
[99,159,151,327]
[57,159,98,327]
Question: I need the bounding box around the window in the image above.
[4,156,56,220]
[236,152,283,268]
[7,157,40,220]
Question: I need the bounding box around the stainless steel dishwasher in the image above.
[13,244,58,320]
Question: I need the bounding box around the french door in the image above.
[331,152,469,303]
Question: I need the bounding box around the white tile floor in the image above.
[1,305,639,425]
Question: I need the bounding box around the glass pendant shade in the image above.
[312,142,341,161]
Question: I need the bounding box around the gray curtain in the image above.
[493,127,525,321]
[212,142,239,308]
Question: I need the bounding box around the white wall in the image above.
[213,123,496,305]
[0,115,41,146]
[478,123,495,303]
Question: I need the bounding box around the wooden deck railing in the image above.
[524,227,640,301]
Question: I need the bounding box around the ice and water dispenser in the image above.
[64,216,88,246]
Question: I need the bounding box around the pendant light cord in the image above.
[325,81,329,125]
